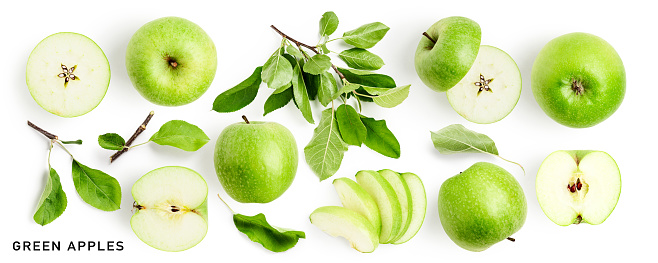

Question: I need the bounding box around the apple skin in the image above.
[415,16,481,92]
[214,120,298,203]
[126,17,217,106]
[531,32,625,128]
[438,162,527,252]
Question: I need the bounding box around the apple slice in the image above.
[310,206,379,253]
[333,177,381,236]
[377,169,412,243]
[392,172,427,244]
[131,166,208,252]
[536,150,621,226]
[26,32,110,117]
[446,45,521,124]
[355,170,401,244]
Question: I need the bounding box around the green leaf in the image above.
[319,11,339,37]
[149,120,210,151]
[342,22,390,49]
[292,63,314,124]
[372,85,411,108]
[303,70,319,100]
[60,140,82,145]
[213,67,262,113]
[430,124,525,174]
[233,213,305,252]
[360,116,400,158]
[320,44,330,54]
[303,54,332,75]
[338,48,385,70]
[286,45,304,60]
[264,88,293,116]
[98,133,125,151]
[318,72,338,106]
[304,109,348,181]
[33,167,67,226]
[336,104,367,146]
[262,49,294,90]
[337,67,396,88]
[332,83,361,100]
[71,160,121,211]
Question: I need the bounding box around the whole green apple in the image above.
[415,16,481,92]
[126,16,217,106]
[438,162,527,252]
[214,117,298,203]
[531,32,625,128]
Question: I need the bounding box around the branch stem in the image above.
[27,121,58,140]
[110,111,154,163]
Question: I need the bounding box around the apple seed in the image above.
[475,74,494,95]
[57,64,79,87]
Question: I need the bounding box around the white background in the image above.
[2,0,655,261]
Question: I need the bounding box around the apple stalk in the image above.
[109,111,154,163]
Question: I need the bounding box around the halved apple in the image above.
[536,150,621,226]
[131,166,208,252]
[310,206,379,253]
[355,170,401,244]
[333,177,381,235]
[392,172,427,244]
[377,169,412,243]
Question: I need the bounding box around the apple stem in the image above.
[422,32,437,44]
[170,61,178,68]
[217,194,236,214]
[110,111,155,163]
[242,115,250,124]
[507,237,516,242]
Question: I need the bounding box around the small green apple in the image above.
[131,166,208,252]
[26,32,110,117]
[415,16,481,92]
[214,117,298,203]
[531,32,625,128]
[391,172,426,245]
[438,162,527,252]
[378,169,412,243]
[126,17,217,106]
[333,177,381,236]
[536,150,621,226]
[310,206,379,253]
[355,170,401,244]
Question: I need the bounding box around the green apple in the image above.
[378,169,412,243]
[131,166,208,252]
[447,45,521,124]
[333,177,381,236]
[438,162,527,252]
[392,172,426,244]
[531,32,625,128]
[355,170,401,244]
[126,17,217,106]
[415,16,481,92]
[310,206,379,253]
[536,150,621,226]
[214,117,298,203]
[26,32,110,117]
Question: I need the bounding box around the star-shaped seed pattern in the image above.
[57,64,79,87]
[475,74,494,95]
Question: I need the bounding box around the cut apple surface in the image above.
[131,166,208,252]
[392,172,426,244]
[378,169,412,243]
[310,206,379,253]
[536,150,621,226]
[446,45,521,124]
[26,32,110,117]
[333,177,381,236]
[355,170,401,244]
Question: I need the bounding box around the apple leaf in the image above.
[149,120,210,151]
[303,70,319,100]
[292,63,314,124]
[233,213,306,252]
[336,104,367,146]
[60,140,83,145]
[212,67,262,113]
[303,54,332,75]
[332,83,361,100]
[98,133,125,151]
[71,160,121,211]
[262,49,294,91]
[305,109,348,181]
[338,48,384,70]
[264,88,293,116]
[360,116,400,158]
[371,85,411,108]
[317,72,338,106]
[33,167,67,226]
[286,45,304,60]
[337,67,396,88]
[430,124,525,174]
[319,11,339,37]
[342,22,390,49]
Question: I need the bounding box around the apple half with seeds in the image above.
[310,206,379,253]
[131,166,208,252]
[536,150,621,226]
[26,32,110,117]
[446,45,521,124]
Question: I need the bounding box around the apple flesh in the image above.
[126,17,217,106]
[438,162,527,252]
[378,169,412,243]
[355,170,401,244]
[536,150,621,226]
[310,206,379,253]
[26,32,110,117]
[392,172,426,244]
[131,166,208,252]
[333,178,381,236]
[447,45,521,124]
